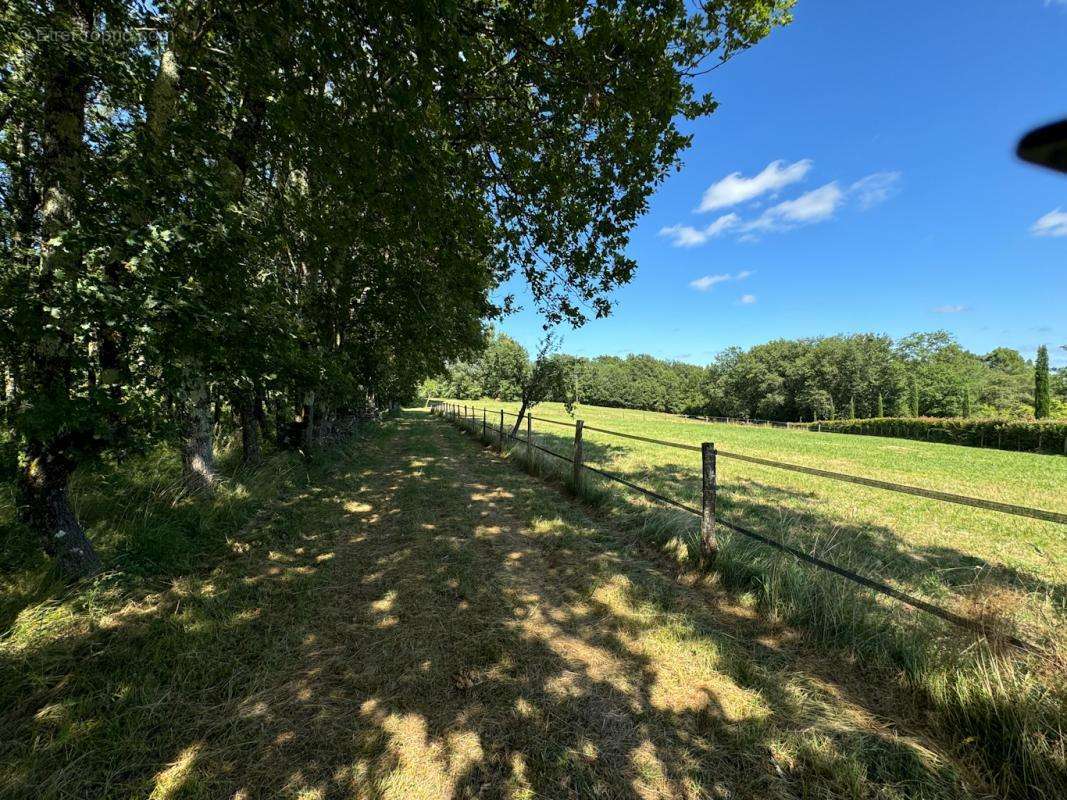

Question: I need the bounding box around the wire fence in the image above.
[430,400,1056,652]
[681,413,809,429]
[451,404,1067,525]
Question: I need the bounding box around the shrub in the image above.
[810,416,1067,455]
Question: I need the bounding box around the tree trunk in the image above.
[253,382,270,442]
[235,390,262,465]
[181,378,217,492]
[18,444,101,580]
[510,399,530,437]
[16,0,102,579]
[302,391,315,452]
[273,395,288,447]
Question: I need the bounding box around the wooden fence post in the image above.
[572,420,584,487]
[482,408,486,440]
[701,442,717,561]
[498,409,505,453]
[526,412,532,464]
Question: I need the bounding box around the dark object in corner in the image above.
[1017,119,1067,174]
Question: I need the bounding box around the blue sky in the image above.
[496,0,1067,366]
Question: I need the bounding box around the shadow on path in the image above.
[0,412,976,799]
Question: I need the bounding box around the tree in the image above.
[798,387,833,421]
[1035,345,1051,419]
[510,335,578,435]
[478,333,529,401]
[1,0,793,578]
[1052,355,1067,405]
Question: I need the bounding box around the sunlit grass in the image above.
[445,402,1067,799]
[449,399,1066,649]
[0,413,994,799]
[0,436,312,647]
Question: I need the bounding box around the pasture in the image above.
[447,400,1067,649]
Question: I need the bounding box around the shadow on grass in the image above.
[0,412,983,800]
[511,418,1067,625]
[0,436,317,636]
[453,412,1067,800]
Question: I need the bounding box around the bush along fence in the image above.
[429,401,1067,652]
[809,416,1067,455]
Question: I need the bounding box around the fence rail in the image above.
[444,404,1067,526]
[682,413,809,429]
[428,400,1061,652]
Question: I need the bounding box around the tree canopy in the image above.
[1,0,792,576]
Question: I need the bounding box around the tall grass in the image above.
[0,434,313,649]
[443,408,1067,799]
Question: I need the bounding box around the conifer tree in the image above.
[1035,345,1051,419]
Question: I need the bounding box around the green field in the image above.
[444,400,1067,648]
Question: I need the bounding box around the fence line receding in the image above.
[438,403,1065,525]
[428,400,1061,652]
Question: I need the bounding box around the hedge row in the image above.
[809,417,1067,455]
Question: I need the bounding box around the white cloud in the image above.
[689,274,731,291]
[706,213,741,236]
[850,171,901,209]
[689,270,753,291]
[744,182,844,233]
[738,294,757,305]
[659,212,739,247]
[661,164,900,247]
[1031,208,1067,237]
[697,159,812,212]
[932,304,968,313]
[659,225,708,247]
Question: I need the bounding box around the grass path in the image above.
[1,412,979,799]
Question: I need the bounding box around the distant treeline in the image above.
[427,331,1066,422]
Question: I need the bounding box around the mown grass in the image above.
[450,400,1066,648]
[443,402,1067,799]
[2,412,988,799]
